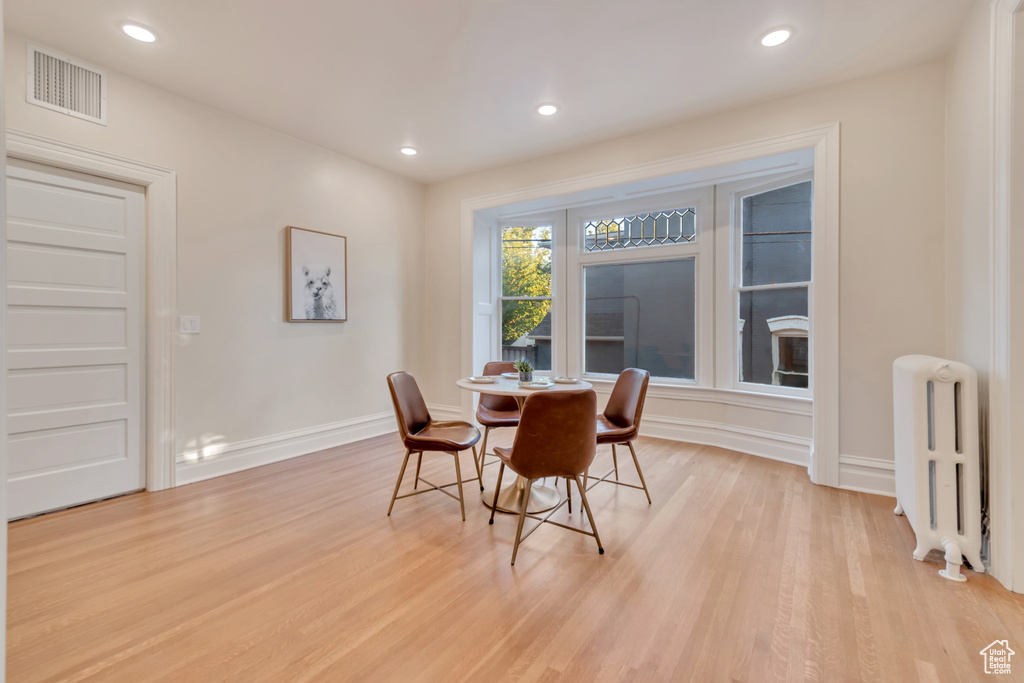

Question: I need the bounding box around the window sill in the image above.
[582,377,813,416]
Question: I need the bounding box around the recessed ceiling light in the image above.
[537,104,558,116]
[400,147,418,156]
[761,28,791,47]
[122,24,156,43]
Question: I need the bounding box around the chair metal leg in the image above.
[627,441,651,504]
[479,427,491,463]
[489,462,506,525]
[413,451,423,489]
[566,477,572,514]
[388,449,413,516]
[453,451,466,521]
[511,479,534,566]
[478,428,493,491]
[573,475,604,554]
[472,445,483,490]
[611,444,619,480]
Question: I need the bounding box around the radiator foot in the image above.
[938,538,968,582]
[939,561,968,582]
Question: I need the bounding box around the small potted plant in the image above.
[513,359,534,382]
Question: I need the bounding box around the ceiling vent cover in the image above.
[27,44,107,125]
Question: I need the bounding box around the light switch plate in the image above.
[179,315,200,334]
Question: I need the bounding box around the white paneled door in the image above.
[6,159,146,519]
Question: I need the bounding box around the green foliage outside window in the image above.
[501,226,552,344]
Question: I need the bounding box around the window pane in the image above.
[742,181,812,286]
[501,300,552,371]
[502,225,551,297]
[584,259,695,379]
[584,208,695,252]
[738,287,808,388]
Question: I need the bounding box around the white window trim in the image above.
[462,123,841,486]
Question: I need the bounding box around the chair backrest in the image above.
[386,371,431,442]
[479,361,519,412]
[603,368,650,434]
[507,389,597,480]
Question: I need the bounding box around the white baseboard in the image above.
[177,404,889,499]
[640,414,811,468]
[176,411,396,485]
[838,454,896,497]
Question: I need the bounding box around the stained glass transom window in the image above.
[583,207,696,252]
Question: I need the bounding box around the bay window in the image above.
[491,169,813,398]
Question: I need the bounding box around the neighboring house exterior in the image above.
[515,309,635,375]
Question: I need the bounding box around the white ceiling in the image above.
[5,0,972,183]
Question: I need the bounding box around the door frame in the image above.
[6,129,178,491]
[989,0,1024,592]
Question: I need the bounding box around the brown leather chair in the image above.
[489,389,603,565]
[474,360,520,485]
[386,371,481,521]
[588,368,652,504]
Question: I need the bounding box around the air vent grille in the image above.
[27,45,107,125]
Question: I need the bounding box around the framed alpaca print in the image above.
[286,226,347,322]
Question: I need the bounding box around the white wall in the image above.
[945,0,993,381]
[424,60,949,490]
[5,30,425,482]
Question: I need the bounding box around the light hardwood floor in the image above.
[8,433,1024,682]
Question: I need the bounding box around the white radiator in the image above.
[892,355,983,582]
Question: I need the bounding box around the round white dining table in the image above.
[455,375,593,514]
